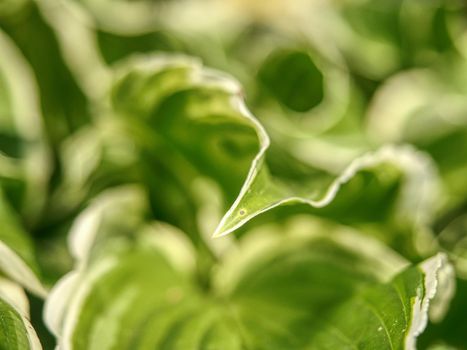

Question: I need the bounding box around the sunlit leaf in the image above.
[45,215,453,349]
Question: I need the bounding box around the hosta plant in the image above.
[0,0,467,349]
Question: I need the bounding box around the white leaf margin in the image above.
[44,257,117,350]
[68,184,197,273]
[0,242,47,297]
[67,185,146,264]
[44,222,197,349]
[405,253,455,350]
[0,277,43,350]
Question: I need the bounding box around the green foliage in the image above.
[0,0,466,349]
[44,195,451,349]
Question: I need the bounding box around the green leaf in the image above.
[251,43,351,138]
[2,1,94,146]
[0,278,42,349]
[258,49,324,112]
[0,28,49,222]
[59,55,266,239]
[213,144,439,243]
[0,191,46,297]
[66,185,151,265]
[367,65,467,213]
[45,215,453,349]
[0,29,48,296]
[335,0,458,79]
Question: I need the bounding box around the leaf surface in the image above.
[46,215,453,350]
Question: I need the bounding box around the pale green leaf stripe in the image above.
[0,279,42,350]
[45,217,453,350]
